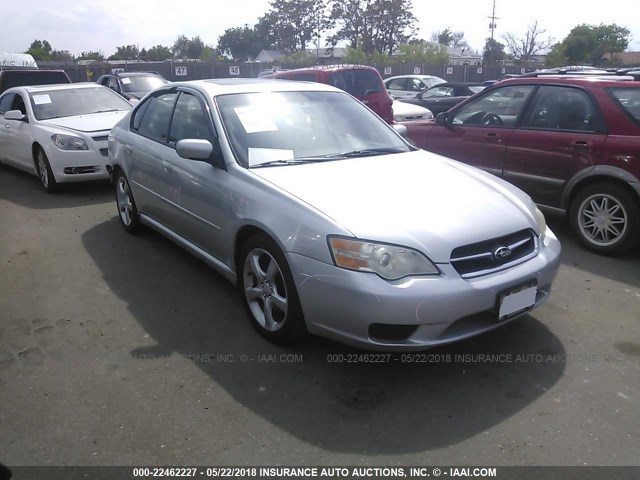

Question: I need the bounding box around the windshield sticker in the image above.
[32,94,52,105]
[248,148,294,166]
[121,77,132,85]
[234,106,278,134]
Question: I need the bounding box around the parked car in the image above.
[0,69,71,94]
[97,71,168,102]
[0,83,132,192]
[393,100,433,122]
[384,74,446,99]
[402,82,485,115]
[109,79,560,349]
[265,65,393,124]
[404,76,640,254]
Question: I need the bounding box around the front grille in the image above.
[451,229,537,278]
[92,135,109,142]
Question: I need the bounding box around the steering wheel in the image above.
[481,112,504,126]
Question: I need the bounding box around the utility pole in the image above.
[488,0,499,41]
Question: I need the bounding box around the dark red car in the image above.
[265,65,394,124]
[405,76,640,254]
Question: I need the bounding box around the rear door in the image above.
[386,78,411,99]
[0,92,32,168]
[424,84,536,175]
[504,85,607,207]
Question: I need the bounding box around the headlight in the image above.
[51,134,88,151]
[534,207,547,242]
[423,111,434,119]
[393,114,404,122]
[328,237,439,280]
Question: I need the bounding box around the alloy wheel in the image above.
[577,193,628,247]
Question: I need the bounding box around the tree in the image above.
[77,51,105,61]
[267,0,328,53]
[545,43,568,67]
[50,50,74,62]
[329,0,416,56]
[25,39,52,61]
[482,38,506,65]
[555,23,631,66]
[109,45,139,60]
[218,26,269,61]
[396,42,449,64]
[172,35,205,59]
[145,45,173,61]
[200,46,221,62]
[503,20,553,63]
[431,29,467,49]
[343,46,369,64]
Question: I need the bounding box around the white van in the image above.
[0,52,38,69]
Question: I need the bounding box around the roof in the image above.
[279,64,378,74]
[431,82,482,87]
[254,50,286,62]
[497,76,640,88]
[16,82,106,93]
[385,74,444,81]
[114,71,161,77]
[170,78,340,96]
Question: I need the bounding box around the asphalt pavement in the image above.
[0,166,638,466]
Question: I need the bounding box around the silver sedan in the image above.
[109,79,561,350]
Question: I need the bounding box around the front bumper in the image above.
[43,142,110,183]
[289,229,561,350]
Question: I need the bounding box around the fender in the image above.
[561,165,640,209]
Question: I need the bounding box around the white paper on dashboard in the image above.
[32,94,52,105]
[121,78,132,84]
[248,148,294,167]
[234,107,278,134]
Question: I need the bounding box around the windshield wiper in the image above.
[338,147,408,157]
[94,109,123,114]
[250,159,328,168]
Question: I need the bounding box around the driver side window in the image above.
[451,85,535,127]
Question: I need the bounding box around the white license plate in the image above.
[498,286,537,320]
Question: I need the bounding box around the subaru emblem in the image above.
[494,246,512,260]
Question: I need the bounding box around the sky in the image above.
[1,0,639,57]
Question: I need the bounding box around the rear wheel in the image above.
[114,169,143,234]
[35,148,58,193]
[569,182,640,255]
[239,234,306,344]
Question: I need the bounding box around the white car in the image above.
[393,100,433,122]
[0,83,132,192]
[384,75,446,99]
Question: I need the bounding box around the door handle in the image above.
[572,141,591,152]
[485,133,501,142]
[162,161,173,174]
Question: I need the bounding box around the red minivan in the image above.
[265,65,394,124]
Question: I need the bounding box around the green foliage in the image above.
[343,47,368,64]
[109,45,139,60]
[218,25,270,61]
[172,35,205,59]
[555,23,630,66]
[284,50,316,65]
[267,0,329,53]
[77,51,105,61]
[25,39,52,61]
[545,43,568,67]
[328,0,416,56]
[482,38,506,65]
[145,45,173,61]
[396,42,449,64]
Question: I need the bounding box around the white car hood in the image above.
[252,150,539,262]
[40,110,129,133]
[393,100,430,117]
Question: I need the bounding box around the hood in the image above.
[252,150,539,262]
[40,110,129,133]
[393,101,429,116]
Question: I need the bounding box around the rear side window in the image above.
[0,93,14,114]
[608,88,640,125]
[135,92,178,143]
[386,78,406,90]
[524,86,600,132]
[329,70,383,96]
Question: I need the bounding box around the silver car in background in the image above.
[109,79,561,350]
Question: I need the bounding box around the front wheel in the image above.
[239,235,306,344]
[35,148,58,193]
[569,183,640,255]
[114,170,143,234]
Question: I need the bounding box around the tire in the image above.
[114,169,143,234]
[569,182,640,255]
[35,147,58,193]
[239,234,307,344]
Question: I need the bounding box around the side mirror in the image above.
[392,123,409,138]
[176,139,214,161]
[4,110,26,122]
[435,112,449,125]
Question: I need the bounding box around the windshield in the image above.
[120,75,167,93]
[469,86,485,94]
[29,87,132,120]
[216,91,410,168]
[608,87,640,124]
[421,76,446,88]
